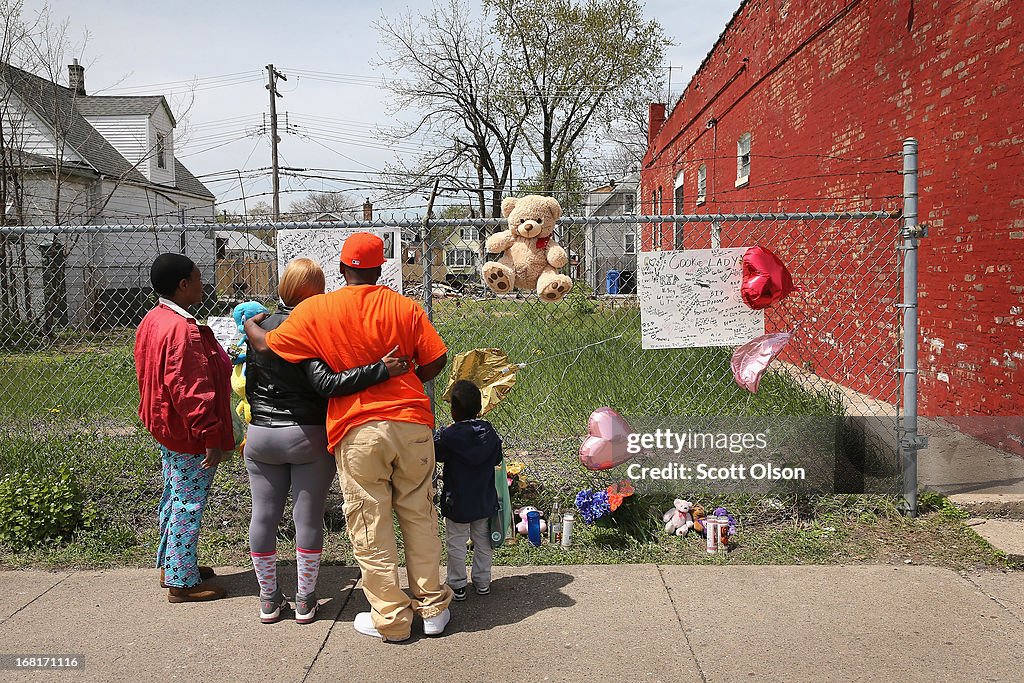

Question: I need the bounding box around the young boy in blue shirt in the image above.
[434,380,503,600]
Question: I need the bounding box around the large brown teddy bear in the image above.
[481,195,573,302]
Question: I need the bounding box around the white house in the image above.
[0,60,217,330]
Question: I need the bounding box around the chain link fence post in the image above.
[421,179,440,413]
[900,137,924,517]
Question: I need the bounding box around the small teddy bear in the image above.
[515,506,548,535]
[662,499,695,536]
[481,194,574,302]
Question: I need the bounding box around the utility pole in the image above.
[265,64,287,221]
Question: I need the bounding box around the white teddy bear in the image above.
[662,499,695,536]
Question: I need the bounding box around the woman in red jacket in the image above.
[135,253,234,603]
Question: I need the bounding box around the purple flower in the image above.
[575,488,612,524]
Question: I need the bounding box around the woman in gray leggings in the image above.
[244,258,408,624]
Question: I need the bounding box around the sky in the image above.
[21,0,743,216]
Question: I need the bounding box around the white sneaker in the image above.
[422,608,451,636]
[353,612,381,638]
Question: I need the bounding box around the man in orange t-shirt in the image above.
[245,233,453,642]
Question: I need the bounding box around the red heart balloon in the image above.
[741,246,795,310]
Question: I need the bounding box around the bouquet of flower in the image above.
[575,480,635,524]
[506,461,528,491]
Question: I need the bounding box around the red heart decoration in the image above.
[741,246,795,310]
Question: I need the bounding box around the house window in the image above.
[446,249,475,267]
[672,171,685,249]
[460,227,477,241]
[673,171,684,215]
[736,132,751,187]
[156,132,167,169]
[624,232,636,255]
[624,192,635,214]
[697,164,707,204]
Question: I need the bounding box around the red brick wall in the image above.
[642,0,1024,453]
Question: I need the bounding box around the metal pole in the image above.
[900,138,921,517]
[421,178,441,411]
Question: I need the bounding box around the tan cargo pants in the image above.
[335,420,453,641]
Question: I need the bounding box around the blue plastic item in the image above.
[526,510,542,546]
[606,269,621,294]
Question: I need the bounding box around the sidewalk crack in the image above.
[301,573,359,682]
[962,573,1024,627]
[0,571,77,627]
[657,564,709,683]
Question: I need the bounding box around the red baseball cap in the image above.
[340,232,385,268]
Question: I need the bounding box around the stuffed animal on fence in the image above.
[481,195,574,302]
[662,499,695,536]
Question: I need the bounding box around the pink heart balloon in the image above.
[731,332,792,393]
[580,407,635,470]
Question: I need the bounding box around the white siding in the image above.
[95,179,217,288]
[82,114,150,179]
[19,174,96,225]
[148,106,175,187]
[97,181,213,225]
[0,92,85,163]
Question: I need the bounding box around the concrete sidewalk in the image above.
[1,564,1022,682]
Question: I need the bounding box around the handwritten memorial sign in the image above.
[206,316,241,354]
[277,227,403,294]
[640,248,764,349]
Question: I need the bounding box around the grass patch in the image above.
[0,298,937,570]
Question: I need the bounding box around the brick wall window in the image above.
[673,170,685,249]
[697,164,707,204]
[736,132,751,187]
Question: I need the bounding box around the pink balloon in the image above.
[580,407,635,470]
[731,332,792,393]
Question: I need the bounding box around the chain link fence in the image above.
[0,206,906,500]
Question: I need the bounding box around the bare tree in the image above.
[286,191,361,221]
[486,0,669,194]
[1,1,195,331]
[376,0,526,218]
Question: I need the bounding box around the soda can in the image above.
[705,516,720,554]
[560,513,574,547]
